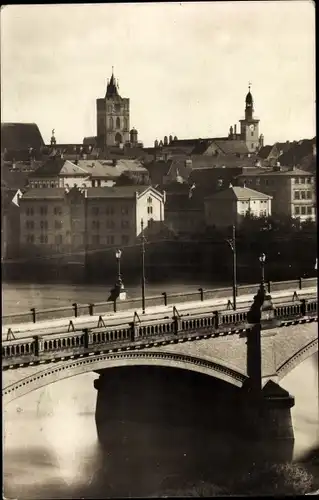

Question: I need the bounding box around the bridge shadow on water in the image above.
[90,366,294,497]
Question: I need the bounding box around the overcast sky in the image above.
[1,2,315,147]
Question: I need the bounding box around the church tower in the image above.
[239,85,260,153]
[96,69,130,149]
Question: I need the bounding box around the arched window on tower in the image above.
[109,117,114,130]
[116,117,121,129]
[124,118,128,131]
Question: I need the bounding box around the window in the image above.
[106,220,115,229]
[301,191,306,200]
[307,177,313,184]
[121,206,129,215]
[122,235,129,245]
[40,220,48,230]
[147,197,153,204]
[26,207,34,216]
[306,191,312,199]
[40,234,48,244]
[294,206,300,215]
[92,234,100,245]
[55,234,63,244]
[301,206,306,215]
[116,117,121,129]
[40,206,48,215]
[97,179,101,187]
[256,178,260,186]
[106,206,114,215]
[92,220,100,230]
[300,177,305,184]
[294,191,300,200]
[147,206,153,214]
[295,177,300,184]
[121,220,129,228]
[92,207,99,215]
[109,117,114,130]
[307,206,313,215]
[265,179,269,185]
[54,206,62,215]
[26,221,34,229]
[106,235,114,245]
[55,220,62,229]
[51,182,56,188]
[27,235,34,243]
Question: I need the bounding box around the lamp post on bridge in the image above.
[115,249,122,287]
[259,252,266,298]
[141,218,146,314]
[226,224,237,310]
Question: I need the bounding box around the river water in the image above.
[3,282,319,497]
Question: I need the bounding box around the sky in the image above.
[1,1,316,147]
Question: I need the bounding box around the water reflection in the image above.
[3,353,318,498]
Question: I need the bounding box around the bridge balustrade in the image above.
[306,301,318,313]
[137,320,175,338]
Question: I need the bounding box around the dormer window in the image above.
[147,196,152,204]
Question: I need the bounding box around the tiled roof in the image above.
[22,188,66,199]
[206,185,272,201]
[212,140,249,155]
[1,169,29,190]
[29,158,66,177]
[258,145,273,159]
[85,185,151,199]
[77,159,148,179]
[236,166,312,177]
[1,122,45,151]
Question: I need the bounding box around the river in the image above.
[3,282,319,497]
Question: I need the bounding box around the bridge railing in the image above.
[3,299,317,364]
[2,277,317,326]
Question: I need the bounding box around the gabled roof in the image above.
[258,145,273,159]
[85,185,158,199]
[236,166,313,177]
[206,185,272,201]
[1,122,45,151]
[21,188,66,199]
[212,140,249,155]
[77,159,148,179]
[30,158,88,178]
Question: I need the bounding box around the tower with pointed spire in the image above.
[239,84,260,153]
[96,68,130,149]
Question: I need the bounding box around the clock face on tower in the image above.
[249,124,255,131]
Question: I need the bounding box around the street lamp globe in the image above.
[259,253,266,264]
[115,249,122,260]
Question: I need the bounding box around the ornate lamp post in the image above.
[226,224,237,310]
[141,219,146,314]
[115,249,122,287]
[259,252,266,296]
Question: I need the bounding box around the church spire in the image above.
[245,82,254,119]
[106,67,120,98]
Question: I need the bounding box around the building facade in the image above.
[236,165,316,221]
[96,71,130,149]
[204,185,272,228]
[19,185,165,256]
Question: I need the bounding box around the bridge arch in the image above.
[3,350,247,406]
[277,337,318,380]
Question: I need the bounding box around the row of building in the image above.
[1,71,316,260]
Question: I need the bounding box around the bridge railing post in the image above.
[72,303,78,318]
[299,277,303,290]
[300,298,307,316]
[214,310,219,329]
[33,335,43,356]
[198,288,204,302]
[30,308,36,324]
[173,316,182,334]
[267,280,271,293]
[162,292,167,306]
[83,328,90,348]
[89,303,94,316]
[129,321,137,341]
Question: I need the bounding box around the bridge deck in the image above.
[2,286,316,339]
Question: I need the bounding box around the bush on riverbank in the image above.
[156,462,314,497]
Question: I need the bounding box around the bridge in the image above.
[2,278,318,452]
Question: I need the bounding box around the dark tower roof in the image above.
[105,69,120,98]
[245,85,253,107]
